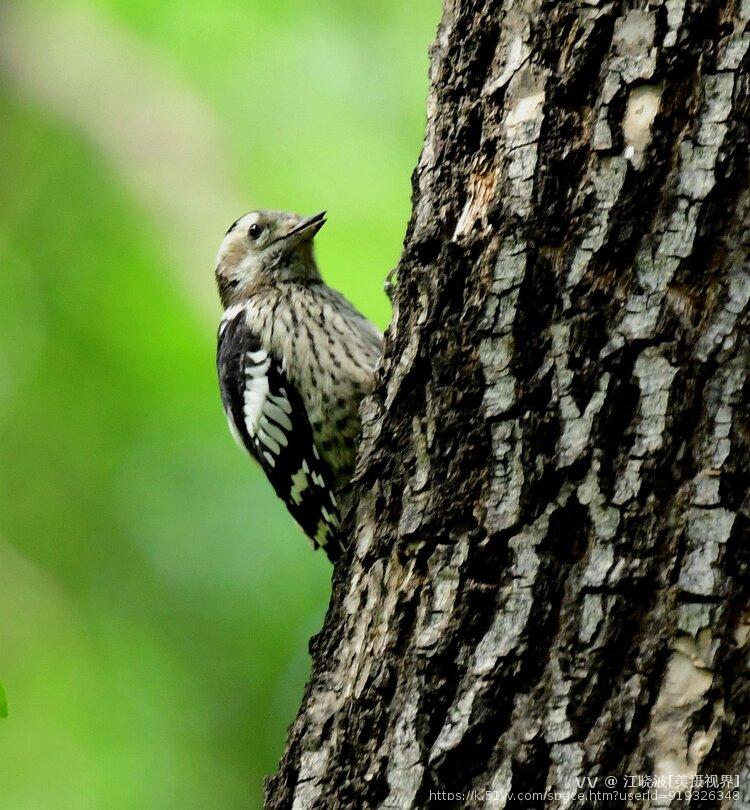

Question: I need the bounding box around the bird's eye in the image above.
[248,223,264,240]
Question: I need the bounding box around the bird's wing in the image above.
[217,308,342,558]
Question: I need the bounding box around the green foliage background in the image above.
[0,1,437,806]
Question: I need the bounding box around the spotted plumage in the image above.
[215,210,382,560]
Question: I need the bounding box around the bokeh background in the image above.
[0,1,438,806]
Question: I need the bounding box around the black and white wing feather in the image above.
[217,308,342,558]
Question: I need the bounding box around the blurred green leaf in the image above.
[0,682,7,718]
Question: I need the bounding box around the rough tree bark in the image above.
[267,1,749,807]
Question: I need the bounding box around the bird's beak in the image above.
[284,211,327,240]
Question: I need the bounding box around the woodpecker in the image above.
[215,210,382,560]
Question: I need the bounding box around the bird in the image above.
[215,210,382,561]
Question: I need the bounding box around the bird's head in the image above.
[215,209,326,307]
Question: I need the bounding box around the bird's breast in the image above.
[243,291,376,491]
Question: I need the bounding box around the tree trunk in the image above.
[266,1,749,807]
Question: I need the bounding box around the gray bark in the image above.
[266,1,750,807]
